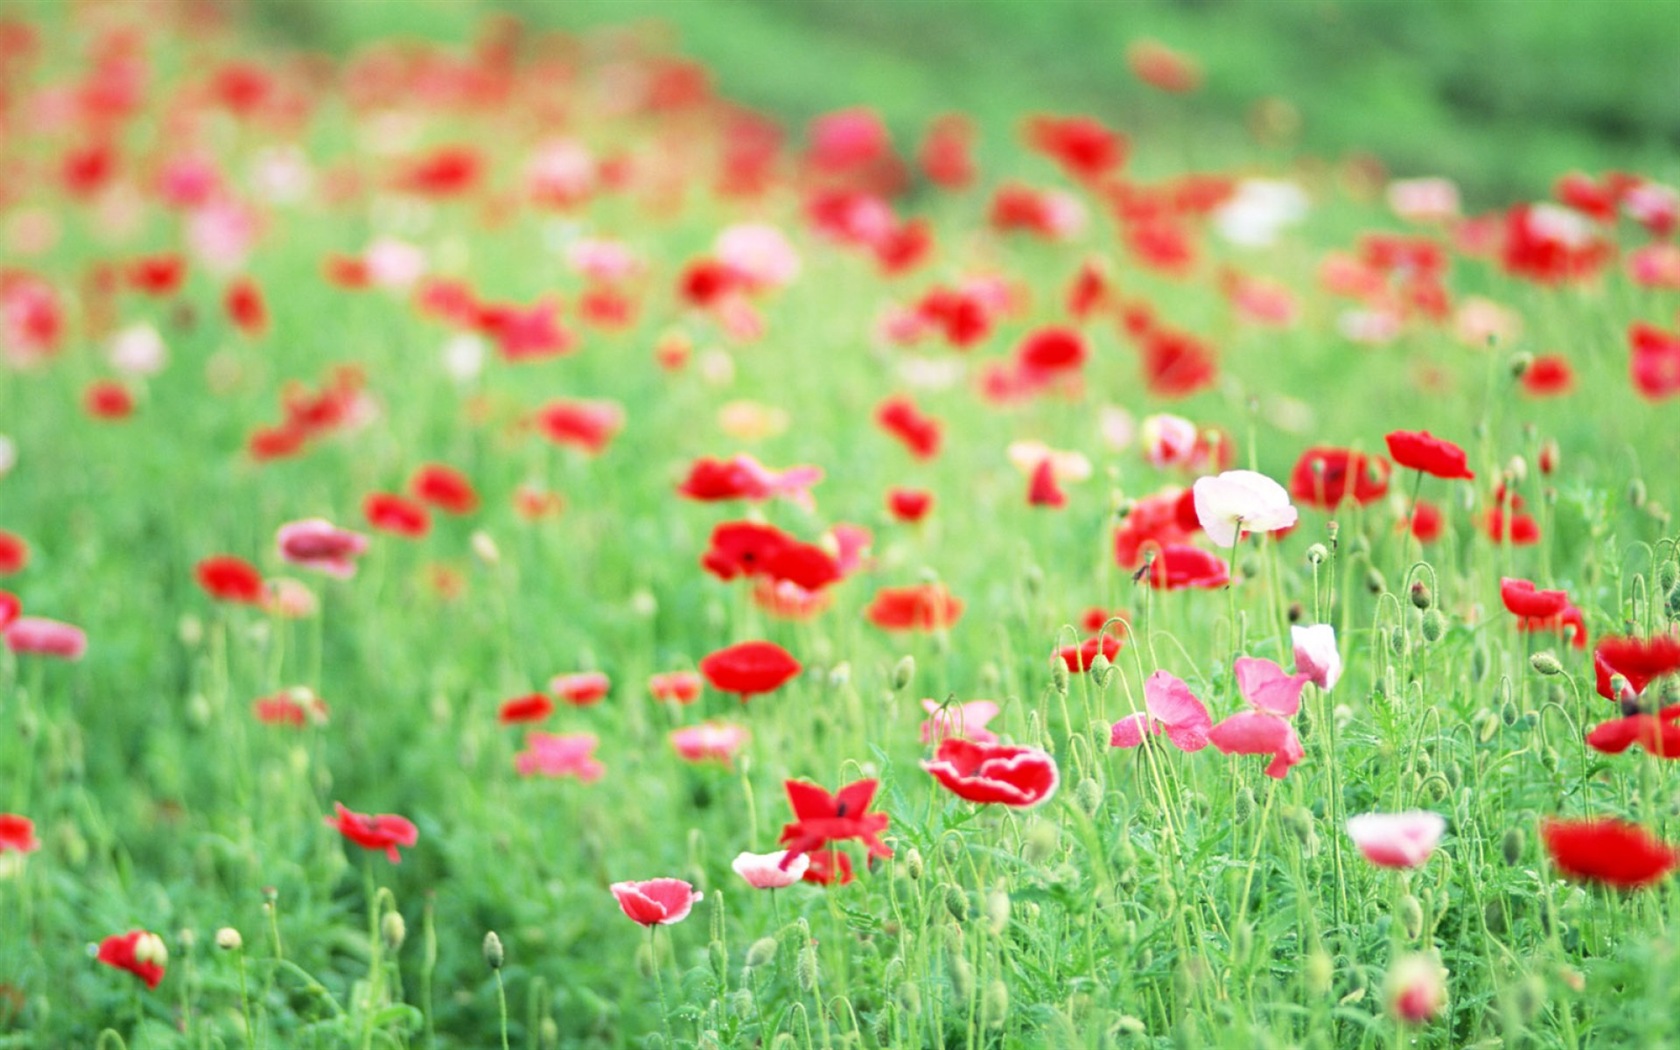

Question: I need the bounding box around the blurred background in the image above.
[227,0,1680,204]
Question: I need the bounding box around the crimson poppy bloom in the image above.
[876,396,942,460]
[1127,38,1203,93]
[1500,578,1569,619]
[700,640,801,700]
[1404,499,1444,543]
[126,254,187,297]
[364,493,430,538]
[1541,818,1677,888]
[778,777,893,868]
[392,144,482,197]
[0,532,27,575]
[887,488,933,523]
[499,693,554,724]
[1138,326,1217,397]
[196,555,265,604]
[923,737,1059,808]
[1630,322,1680,400]
[1024,115,1125,183]
[918,113,976,190]
[1483,505,1540,545]
[1059,632,1122,671]
[866,584,964,631]
[84,380,134,420]
[1521,355,1574,397]
[610,879,702,927]
[1289,447,1391,509]
[325,802,418,863]
[534,399,623,454]
[1027,459,1067,508]
[410,464,478,514]
[801,848,855,886]
[702,521,795,581]
[1385,430,1474,480]
[1587,707,1680,758]
[0,813,39,855]
[649,671,703,704]
[97,931,167,990]
[0,592,18,632]
[1146,545,1229,590]
[225,277,267,336]
[278,520,368,578]
[1593,635,1680,702]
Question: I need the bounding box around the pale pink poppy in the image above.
[549,671,610,706]
[565,238,642,283]
[525,139,598,206]
[515,732,605,781]
[4,617,87,660]
[1139,414,1198,469]
[920,699,1000,745]
[1291,624,1342,691]
[731,850,810,889]
[1192,470,1297,548]
[715,223,801,290]
[669,723,749,765]
[610,878,702,927]
[1386,177,1460,223]
[1386,954,1447,1024]
[277,519,368,579]
[187,197,260,275]
[363,237,427,289]
[824,524,873,576]
[263,578,319,619]
[1110,670,1212,752]
[1207,657,1309,779]
[1345,811,1446,869]
[107,323,167,377]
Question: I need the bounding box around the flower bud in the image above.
[381,911,406,953]
[1306,543,1329,566]
[983,980,1009,1028]
[482,931,504,971]
[215,927,243,952]
[1508,351,1534,378]
[796,943,820,992]
[891,655,915,691]
[1421,609,1446,642]
[984,889,1010,936]
[1530,651,1563,676]
[1306,950,1334,996]
[1409,582,1432,609]
[1397,895,1424,940]
[470,530,500,566]
[745,937,778,969]
[1075,777,1103,815]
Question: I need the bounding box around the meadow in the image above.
[3,2,1680,1048]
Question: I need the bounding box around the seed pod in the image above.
[984,889,1010,935]
[1306,950,1334,996]
[1024,823,1058,864]
[215,927,243,952]
[1421,609,1446,642]
[1233,785,1256,823]
[482,931,504,971]
[1483,898,1508,936]
[948,956,974,1001]
[943,884,968,922]
[1050,660,1070,696]
[1366,568,1387,595]
[796,942,820,992]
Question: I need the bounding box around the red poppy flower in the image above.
[1289,447,1391,509]
[225,277,268,337]
[392,145,482,198]
[253,690,329,727]
[678,257,744,309]
[325,802,418,863]
[126,254,187,297]
[1483,506,1540,545]
[1630,322,1680,400]
[0,591,19,631]
[499,693,554,724]
[915,286,991,348]
[873,219,934,276]
[1147,545,1229,590]
[1127,38,1203,93]
[410,464,478,514]
[196,556,265,604]
[1501,203,1612,284]
[97,931,167,990]
[1024,115,1125,183]
[1385,430,1474,480]
[1593,635,1680,701]
[1059,632,1123,671]
[801,847,855,886]
[924,737,1060,808]
[1518,603,1588,650]
[1138,326,1216,397]
[700,640,802,700]
[1521,355,1574,397]
[762,542,842,592]
[1066,257,1112,320]
[1026,457,1071,508]
[887,488,933,523]
[778,777,893,867]
[1404,499,1444,543]
[876,396,942,460]
[0,532,26,576]
[0,813,39,855]
[918,114,976,190]
[364,493,430,538]
[534,399,623,454]
[1500,578,1569,619]
[701,521,795,581]
[1587,706,1680,759]
[550,671,610,706]
[866,584,964,631]
[84,380,134,420]
[1541,818,1677,888]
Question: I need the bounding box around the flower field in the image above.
[4,3,1680,1048]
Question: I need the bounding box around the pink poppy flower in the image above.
[276,519,368,579]
[923,738,1059,808]
[1387,954,1447,1024]
[650,671,703,704]
[1110,670,1213,752]
[4,616,86,660]
[1291,624,1342,691]
[515,732,605,782]
[549,671,610,706]
[1208,657,1310,779]
[732,850,810,889]
[610,878,702,927]
[919,699,1000,744]
[1345,811,1447,869]
[669,723,750,765]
